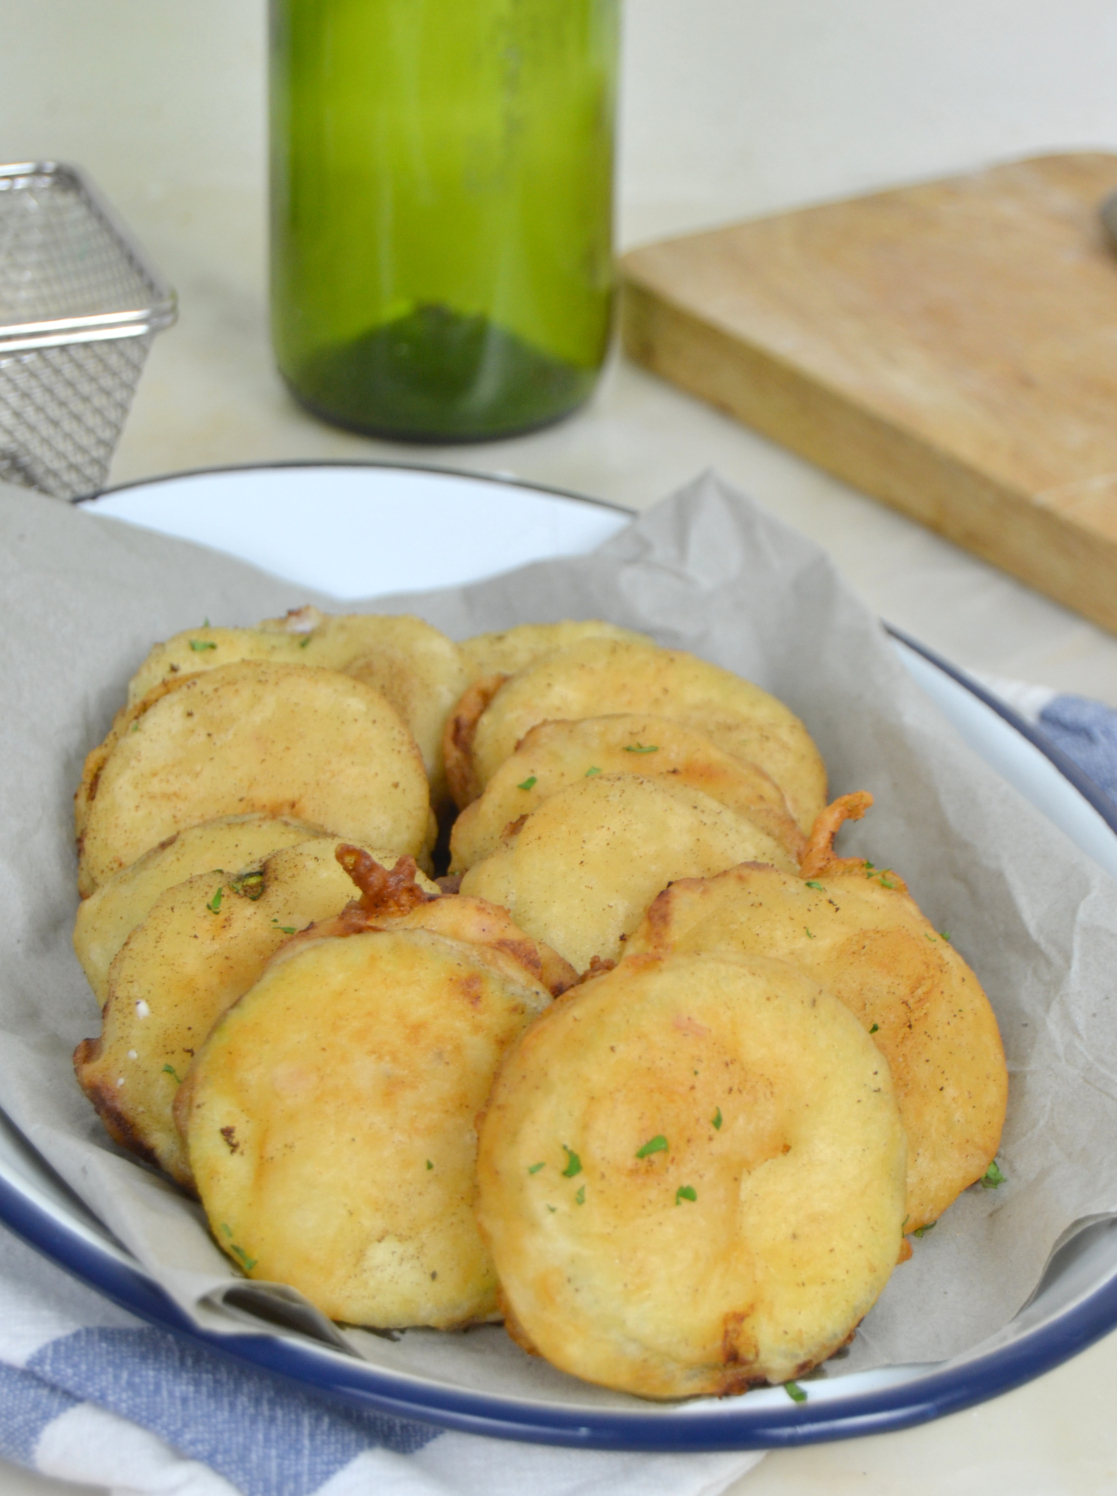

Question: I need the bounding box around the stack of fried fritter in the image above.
[71,612,1007,1400]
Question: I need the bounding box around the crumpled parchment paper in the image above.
[2,469,1116,1397]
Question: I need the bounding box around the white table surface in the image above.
[4,3,1117,1491]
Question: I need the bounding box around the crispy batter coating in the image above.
[127,625,296,701]
[461,638,827,830]
[459,620,651,683]
[625,796,1007,1231]
[277,845,579,1001]
[459,774,798,973]
[75,662,432,895]
[292,847,580,999]
[126,610,466,807]
[73,840,436,1186]
[449,715,806,873]
[443,674,508,809]
[180,924,553,1329]
[73,814,322,1005]
[475,952,907,1398]
[298,612,465,806]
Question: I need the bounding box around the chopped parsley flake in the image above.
[864,861,876,870]
[130,721,139,732]
[230,870,266,900]
[230,1243,257,1271]
[220,1223,233,1237]
[982,1160,1007,1189]
[562,1145,582,1178]
[528,1162,545,1174]
[675,1185,697,1205]
[623,742,659,754]
[546,1204,557,1213]
[207,886,223,914]
[517,776,538,791]
[575,1185,586,1205]
[869,1023,879,1034]
[585,766,602,777]
[298,634,313,648]
[878,874,897,889]
[804,926,814,938]
[162,1064,181,1082]
[805,880,824,891]
[636,1134,668,1159]
[940,931,951,942]
[712,1107,723,1130]
[271,921,297,935]
[784,1381,807,1403]
[913,1221,936,1238]
[189,639,218,652]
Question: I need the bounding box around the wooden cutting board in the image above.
[621,153,1117,633]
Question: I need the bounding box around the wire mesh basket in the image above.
[0,162,176,500]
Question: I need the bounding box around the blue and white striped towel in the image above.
[5,680,1115,1496]
[0,1226,764,1496]
[976,677,1117,806]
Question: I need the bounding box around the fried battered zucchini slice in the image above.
[126,610,466,805]
[449,715,806,873]
[73,840,436,1186]
[476,952,907,1399]
[269,609,467,805]
[180,923,553,1329]
[128,625,294,702]
[459,620,651,683]
[76,662,432,895]
[624,795,1008,1232]
[452,637,827,830]
[459,773,798,973]
[325,845,578,998]
[73,813,322,1005]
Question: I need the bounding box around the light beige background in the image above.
[3,4,1117,1492]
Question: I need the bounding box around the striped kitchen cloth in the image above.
[0,1225,763,1496]
[975,676,1117,807]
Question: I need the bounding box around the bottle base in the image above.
[280,304,602,445]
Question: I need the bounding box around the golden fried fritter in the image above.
[459,620,651,683]
[273,610,466,805]
[443,673,508,809]
[449,715,806,873]
[459,773,798,973]
[179,921,554,1329]
[298,846,580,999]
[74,840,436,1186]
[76,662,432,895]
[454,638,827,830]
[625,795,1007,1231]
[126,610,466,806]
[476,952,907,1398]
[73,814,322,1005]
[326,845,579,998]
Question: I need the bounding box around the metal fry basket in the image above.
[0,161,175,500]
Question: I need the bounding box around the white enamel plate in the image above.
[3,462,1115,1450]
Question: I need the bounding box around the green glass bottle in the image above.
[269,0,619,443]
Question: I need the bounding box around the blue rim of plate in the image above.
[0,465,1107,1449]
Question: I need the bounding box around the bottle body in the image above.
[269,0,618,442]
